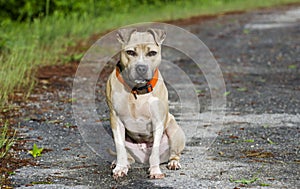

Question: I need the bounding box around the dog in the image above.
[106,28,185,179]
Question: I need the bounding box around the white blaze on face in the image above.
[138,52,144,64]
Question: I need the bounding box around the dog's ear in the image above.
[116,28,137,44]
[147,28,166,45]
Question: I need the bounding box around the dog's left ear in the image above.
[147,28,166,45]
[117,28,137,44]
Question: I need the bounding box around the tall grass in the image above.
[0,0,299,107]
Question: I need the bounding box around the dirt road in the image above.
[8,5,300,189]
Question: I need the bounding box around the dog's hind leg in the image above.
[165,113,185,170]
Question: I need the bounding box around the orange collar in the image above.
[116,64,159,99]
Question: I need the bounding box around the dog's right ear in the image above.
[147,28,166,45]
[116,28,137,44]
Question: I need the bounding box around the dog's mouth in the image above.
[131,74,151,85]
[134,79,148,84]
[126,75,150,88]
[125,68,153,86]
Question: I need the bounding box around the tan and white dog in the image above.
[106,28,185,179]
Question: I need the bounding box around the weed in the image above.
[230,176,259,184]
[28,143,44,158]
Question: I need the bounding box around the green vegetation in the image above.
[266,138,275,144]
[0,121,16,158]
[28,143,44,158]
[288,64,297,69]
[1,0,299,107]
[223,91,231,97]
[237,87,248,92]
[230,176,259,185]
[244,139,255,143]
[229,165,269,186]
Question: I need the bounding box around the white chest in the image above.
[113,93,158,142]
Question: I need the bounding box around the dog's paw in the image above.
[167,160,181,170]
[149,165,165,179]
[112,165,129,179]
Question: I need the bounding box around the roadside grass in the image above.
[0,0,299,107]
[0,121,16,159]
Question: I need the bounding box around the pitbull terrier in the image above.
[106,28,185,179]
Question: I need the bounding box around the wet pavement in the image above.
[9,5,300,189]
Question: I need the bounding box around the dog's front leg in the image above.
[149,99,166,179]
[110,111,129,179]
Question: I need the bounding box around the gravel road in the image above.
[9,5,300,189]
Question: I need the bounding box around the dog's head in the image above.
[117,28,166,87]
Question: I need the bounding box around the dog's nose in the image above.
[136,65,148,75]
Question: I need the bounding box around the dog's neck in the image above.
[116,62,158,99]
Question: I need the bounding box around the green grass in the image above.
[0,121,16,159]
[1,0,299,107]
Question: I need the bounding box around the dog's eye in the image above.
[147,51,157,57]
[126,50,137,56]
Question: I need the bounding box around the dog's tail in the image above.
[106,148,117,156]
